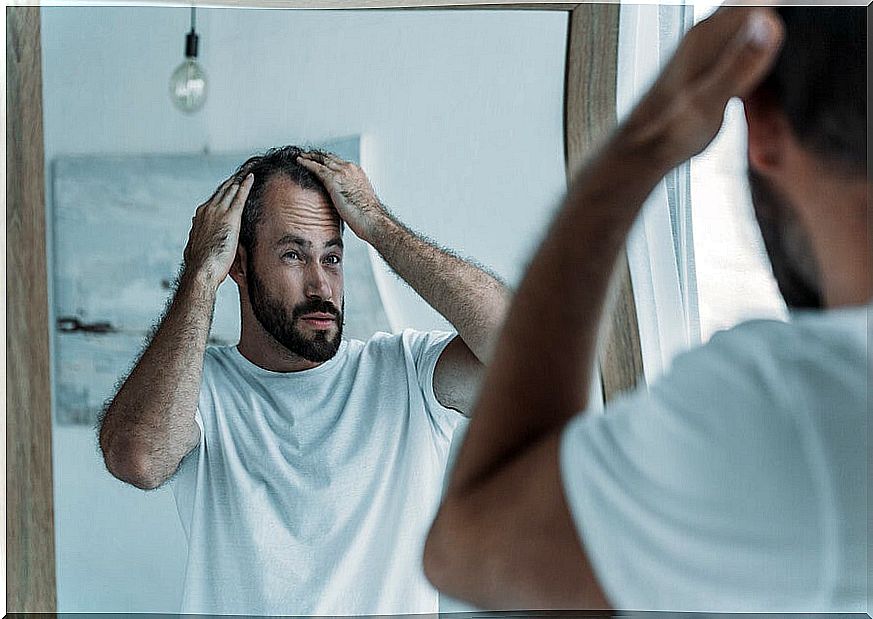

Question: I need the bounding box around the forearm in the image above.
[100,269,216,488]
[369,213,511,363]
[447,128,666,493]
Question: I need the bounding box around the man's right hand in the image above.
[619,8,783,176]
[182,173,254,291]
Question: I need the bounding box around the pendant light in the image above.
[169,7,207,113]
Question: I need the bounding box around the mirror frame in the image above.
[6,2,641,611]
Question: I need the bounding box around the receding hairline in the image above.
[259,171,343,225]
[237,147,346,255]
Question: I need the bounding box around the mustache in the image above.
[291,299,341,320]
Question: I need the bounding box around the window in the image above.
[621,2,789,384]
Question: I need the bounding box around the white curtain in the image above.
[617,3,700,384]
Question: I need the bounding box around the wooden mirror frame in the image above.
[7,2,642,611]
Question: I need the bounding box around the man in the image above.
[98,146,509,615]
[425,6,867,612]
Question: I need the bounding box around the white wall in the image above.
[42,6,568,613]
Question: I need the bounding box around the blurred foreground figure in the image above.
[425,7,867,612]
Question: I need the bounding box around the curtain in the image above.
[617,3,700,384]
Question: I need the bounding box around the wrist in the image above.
[560,126,670,247]
[575,123,671,209]
[616,104,684,177]
[178,265,220,300]
[363,208,399,250]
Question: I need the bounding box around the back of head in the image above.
[233,146,338,253]
[760,7,866,174]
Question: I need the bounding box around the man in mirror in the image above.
[98,146,509,615]
[425,6,867,612]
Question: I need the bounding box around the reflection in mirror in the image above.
[42,5,569,615]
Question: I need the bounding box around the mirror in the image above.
[42,5,570,616]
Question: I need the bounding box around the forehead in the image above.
[258,174,341,246]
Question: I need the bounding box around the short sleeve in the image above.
[166,407,204,492]
[167,366,208,490]
[559,326,827,612]
[402,329,467,442]
[193,406,205,444]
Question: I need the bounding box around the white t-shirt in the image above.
[560,303,868,612]
[170,329,467,616]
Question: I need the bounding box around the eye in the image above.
[324,254,342,265]
[282,250,301,261]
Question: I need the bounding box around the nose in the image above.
[304,262,333,302]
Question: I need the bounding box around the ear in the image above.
[742,91,789,175]
[229,244,248,289]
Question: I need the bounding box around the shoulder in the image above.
[560,308,869,609]
[663,308,867,407]
[357,329,456,360]
[202,344,238,376]
[703,304,867,363]
[597,307,868,454]
[647,318,794,414]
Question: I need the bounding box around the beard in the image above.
[747,168,823,310]
[246,261,344,363]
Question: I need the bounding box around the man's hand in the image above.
[296,152,388,243]
[620,7,783,174]
[183,173,254,291]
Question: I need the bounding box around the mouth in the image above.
[298,313,337,329]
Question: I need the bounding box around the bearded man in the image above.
[424,6,867,613]
[98,146,509,616]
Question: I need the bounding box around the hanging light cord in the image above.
[184,6,200,58]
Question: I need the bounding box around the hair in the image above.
[232,146,342,254]
[758,7,866,173]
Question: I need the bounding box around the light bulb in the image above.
[170,11,206,115]
[170,57,207,113]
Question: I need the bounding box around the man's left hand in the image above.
[297,152,388,243]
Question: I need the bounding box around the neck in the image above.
[797,172,871,309]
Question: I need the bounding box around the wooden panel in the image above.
[9,0,580,8]
[6,6,58,612]
[563,3,644,402]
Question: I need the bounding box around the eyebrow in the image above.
[275,234,344,251]
[275,235,309,249]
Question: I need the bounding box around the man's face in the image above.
[246,175,345,362]
[747,168,823,310]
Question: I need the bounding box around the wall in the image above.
[41,6,568,613]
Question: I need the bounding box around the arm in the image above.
[298,154,511,414]
[98,173,254,490]
[368,211,510,365]
[423,8,783,609]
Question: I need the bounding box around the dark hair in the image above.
[232,145,341,253]
[759,7,866,172]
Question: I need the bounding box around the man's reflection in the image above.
[97,146,510,615]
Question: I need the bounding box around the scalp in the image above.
[261,174,342,239]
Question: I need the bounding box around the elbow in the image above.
[100,431,164,490]
[422,517,448,592]
[109,452,164,490]
[120,464,164,491]
[423,498,470,597]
